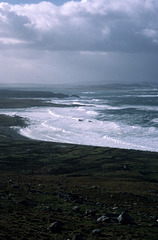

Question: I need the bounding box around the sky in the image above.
[0,0,158,85]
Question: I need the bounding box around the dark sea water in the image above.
[1,84,158,152]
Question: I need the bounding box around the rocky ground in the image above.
[0,114,158,240]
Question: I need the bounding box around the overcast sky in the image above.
[0,0,158,85]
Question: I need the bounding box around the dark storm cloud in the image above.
[0,0,158,84]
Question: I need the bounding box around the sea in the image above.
[1,84,158,152]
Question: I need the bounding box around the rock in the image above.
[78,119,83,122]
[97,216,110,223]
[92,229,101,235]
[85,209,91,216]
[47,221,62,233]
[117,211,133,224]
[84,209,92,216]
[111,206,119,211]
[72,233,83,240]
[72,206,79,212]
[85,209,96,217]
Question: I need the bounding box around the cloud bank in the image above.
[0,0,158,84]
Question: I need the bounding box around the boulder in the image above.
[72,206,79,212]
[97,216,110,223]
[117,211,133,224]
[92,229,101,235]
[47,221,62,233]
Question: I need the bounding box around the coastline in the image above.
[0,113,157,153]
[0,114,158,239]
[0,89,158,153]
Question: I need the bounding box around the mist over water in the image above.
[1,84,158,152]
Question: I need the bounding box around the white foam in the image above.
[94,104,129,110]
[86,110,98,116]
[134,105,158,111]
[82,91,95,94]
[72,101,83,106]
[152,118,158,123]
[17,107,158,152]
[136,95,158,98]
[105,104,158,112]
[92,99,100,102]
[48,109,61,118]
[1,90,158,152]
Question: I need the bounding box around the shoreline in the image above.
[0,90,157,153]
[18,128,158,153]
[0,113,158,153]
[1,114,158,177]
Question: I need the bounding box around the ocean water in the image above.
[1,84,158,152]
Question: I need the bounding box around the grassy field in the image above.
[0,114,158,240]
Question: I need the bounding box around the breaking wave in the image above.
[1,85,158,152]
